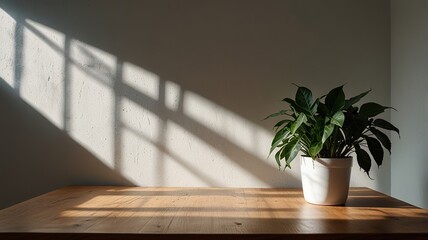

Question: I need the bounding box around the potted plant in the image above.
[265,85,399,205]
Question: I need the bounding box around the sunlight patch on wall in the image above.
[123,62,159,101]
[183,91,272,161]
[0,15,292,187]
[19,19,65,128]
[165,80,181,111]
[68,40,115,168]
[120,97,162,185]
[121,126,158,185]
[120,94,228,186]
[164,120,229,186]
[26,20,64,51]
[121,97,162,143]
[0,8,15,86]
[71,40,116,87]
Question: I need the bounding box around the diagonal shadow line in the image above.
[22,20,140,185]
[58,40,221,186]
[20,18,280,185]
[120,84,278,184]
[0,78,134,200]
[113,59,123,172]
[22,21,115,88]
[123,124,221,187]
[154,79,166,186]
[13,16,24,93]
[76,44,116,81]
[63,36,71,131]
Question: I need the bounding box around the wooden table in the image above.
[0,187,427,239]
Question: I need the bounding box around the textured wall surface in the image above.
[391,0,428,209]
[0,0,390,209]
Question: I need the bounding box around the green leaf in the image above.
[264,110,289,120]
[359,102,390,118]
[269,128,290,156]
[283,97,306,115]
[290,113,307,134]
[322,124,334,143]
[324,117,330,124]
[311,98,320,115]
[344,89,371,109]
[317,102,329,116]
[365,136,384,167]
[273,119,291,130]
[309,141,323,158]
[354,144,372,176]
[347,115,369,141]
[274,149,282,168]
[330,111,345,127]
[373,119,400,136]
[283,138,301,168]
[282,97,295,106]
[295,87,313,114]
[325,85,345,114]
[370,127,391,153]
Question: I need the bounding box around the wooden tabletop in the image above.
[0,186,427,240]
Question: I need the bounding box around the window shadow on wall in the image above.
[0,0,311,207]
[0,79,133,209]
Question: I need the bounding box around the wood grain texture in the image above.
[0,187,427,240]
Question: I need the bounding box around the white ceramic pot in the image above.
[300,156,353,205]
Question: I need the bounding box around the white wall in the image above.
[391,0,428,209]
[0,0,391,208]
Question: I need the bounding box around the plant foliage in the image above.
[265,85,399,176]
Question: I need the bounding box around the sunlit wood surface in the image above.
[0,187,427,239]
